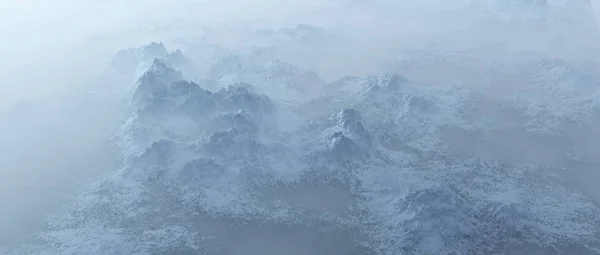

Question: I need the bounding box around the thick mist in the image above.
[1,0,600,254]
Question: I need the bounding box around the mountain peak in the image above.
[141,42,168,62]
[130,59,185,108]
[334,108,364,124]
[372,73,407,91]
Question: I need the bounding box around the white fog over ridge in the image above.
[1,0,600,254]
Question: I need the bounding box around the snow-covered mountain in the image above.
[17,38,600,254]
[112,42,191,84]
[9,1,600,254]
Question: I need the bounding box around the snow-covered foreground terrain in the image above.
[3,1,600,255]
